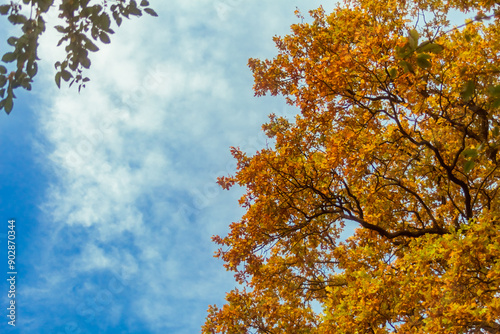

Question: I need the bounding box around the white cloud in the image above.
[28,0,338,332]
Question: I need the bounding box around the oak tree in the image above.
[204,0,500,332]
[0,0,157,114]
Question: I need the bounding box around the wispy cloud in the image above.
[15,0,336,332]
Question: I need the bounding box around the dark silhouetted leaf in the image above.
[55,25,66,33]
[99,13,111,31]
[81,56,91,69]
[113,12,122,26]
[144,8,158,17]
[27,62,38,77]
[2,52,16,63]
[4,95,13,114]
[61,70,72,81]
[99,31,110,44]
[0,5,10,15]
[7,36,17,46]
[55,71,61,88]
[86,40,99,52]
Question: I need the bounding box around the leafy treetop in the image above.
[0,0,157,114]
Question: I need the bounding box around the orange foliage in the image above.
[204,0,500,332]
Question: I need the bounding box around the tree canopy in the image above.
[204,0,500,332]
[0,0,157,114]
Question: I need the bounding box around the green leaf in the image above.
[4,95,13,114]
[0,5,10,15]
[408,29,419,50]
[27,62,38,77]
[8,14,27,25]
[488,84,500,97]
[492,98,500,109]
[0,65,6,75]
[99,31,110,44]
[99,13,111,31]
[399,60,415,74]
[113,12,122,26]
[493,127,500,137]
[2,52,16,63]
[461,80,475,101]
[416,54,432,69]
[121,8,129,19]
[85,40,99,52]
[37,15,46,32]
[55,72,61,88]
[56,36,67,47]
[69,60,78,71]
[129,1,142,17]
[417,42,444,54]
[17,35,29,46]
[61,70,72,82]
[80,56,91,69]
[463,148,478,158]
[7,36,18,46]
[395,44,413,59]
[140,0,150,6]
[55,25,66,33]
[38,0,52,13]
[91,26,98,39]
[129,8,142,16]
[91,4,103,15]
[144,8,158,17]
[388,67,397,79]
[21,77,31,90]
[0,75,6,87]
[409,29,419,42]
[464,159,475,173]
[16,14,27,24]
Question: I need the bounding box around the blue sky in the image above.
[0,1,337,333]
